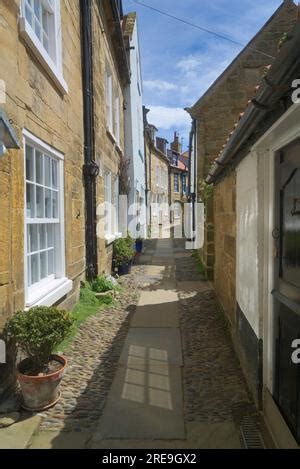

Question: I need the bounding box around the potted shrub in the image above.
[5,306,74,412]
[113,236,135,275]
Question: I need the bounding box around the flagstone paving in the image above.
[28,238,259,449]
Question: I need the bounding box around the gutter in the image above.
[206,22,300,184]
[80,0,99,280]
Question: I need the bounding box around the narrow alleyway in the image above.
[29,239,258,449]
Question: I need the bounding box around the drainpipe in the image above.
[80,0,99,280]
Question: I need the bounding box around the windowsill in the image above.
[105,232,122,246]
[26,278,73,308]
[19,18,68,95]
[106,128,123,155]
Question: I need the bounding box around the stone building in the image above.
[167,133,189,233]
[207,20,300,448]
[143,110,170,238]
[0,0,130,397]
[187,0,298,324]
[0,0,85,396]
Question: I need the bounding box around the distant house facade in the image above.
[123,12,147,239]
[144,111,170,238]
[167,133,189,233]
[208,20,300,448]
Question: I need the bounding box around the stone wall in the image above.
[0,0,85,396]
[214,171,236,324]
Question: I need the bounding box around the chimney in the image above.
[156,137,168,155]
[171,131,182,153]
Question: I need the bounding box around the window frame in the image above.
[19,0,68,95]
[23,129,72,307]
[174,173,179,193]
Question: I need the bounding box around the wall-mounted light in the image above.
[0,109,20,157]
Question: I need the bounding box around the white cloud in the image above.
[176,56,201,73]
[147,105,191,130]
[144,80,178,92]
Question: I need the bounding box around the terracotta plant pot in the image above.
[17,354,67,412]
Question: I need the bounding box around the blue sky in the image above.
[123,0,284,150]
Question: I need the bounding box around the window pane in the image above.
[36,186,44,218]
[36,150,43,184]
[26,183,35,218]
[35,20,41,40]
[45,155,51,187]
[42,7,49,34]
[48,249,54,275]
[26,145,34,181]
[52,159,58,189]
[43,34,49,53]
[47,224,54,248]
[40,251,48,279]
[34,0,41,19]
[45,189,52,218]
[25,4,33,26]
[39,224,47,250]
[31,253,39,284]
[52,191,58,218]
[29,224,38,253]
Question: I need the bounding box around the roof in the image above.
[123,12,137,38]
[188,0,297,115]
[206,20,300,184]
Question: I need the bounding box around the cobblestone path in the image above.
[30,239,258,449]
[38,266,144,432]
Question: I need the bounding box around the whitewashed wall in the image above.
[236,151,260,337]
[124,17,146,238]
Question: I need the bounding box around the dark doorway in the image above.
[273,139,300,443]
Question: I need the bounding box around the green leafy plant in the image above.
[113,236,135,267]
[199,179,214,201]
[91,275,116,293]
[5,307,74,374]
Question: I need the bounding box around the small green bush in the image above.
[5,307,74,373]
[91,275,116,293]
[113,236,135,267]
